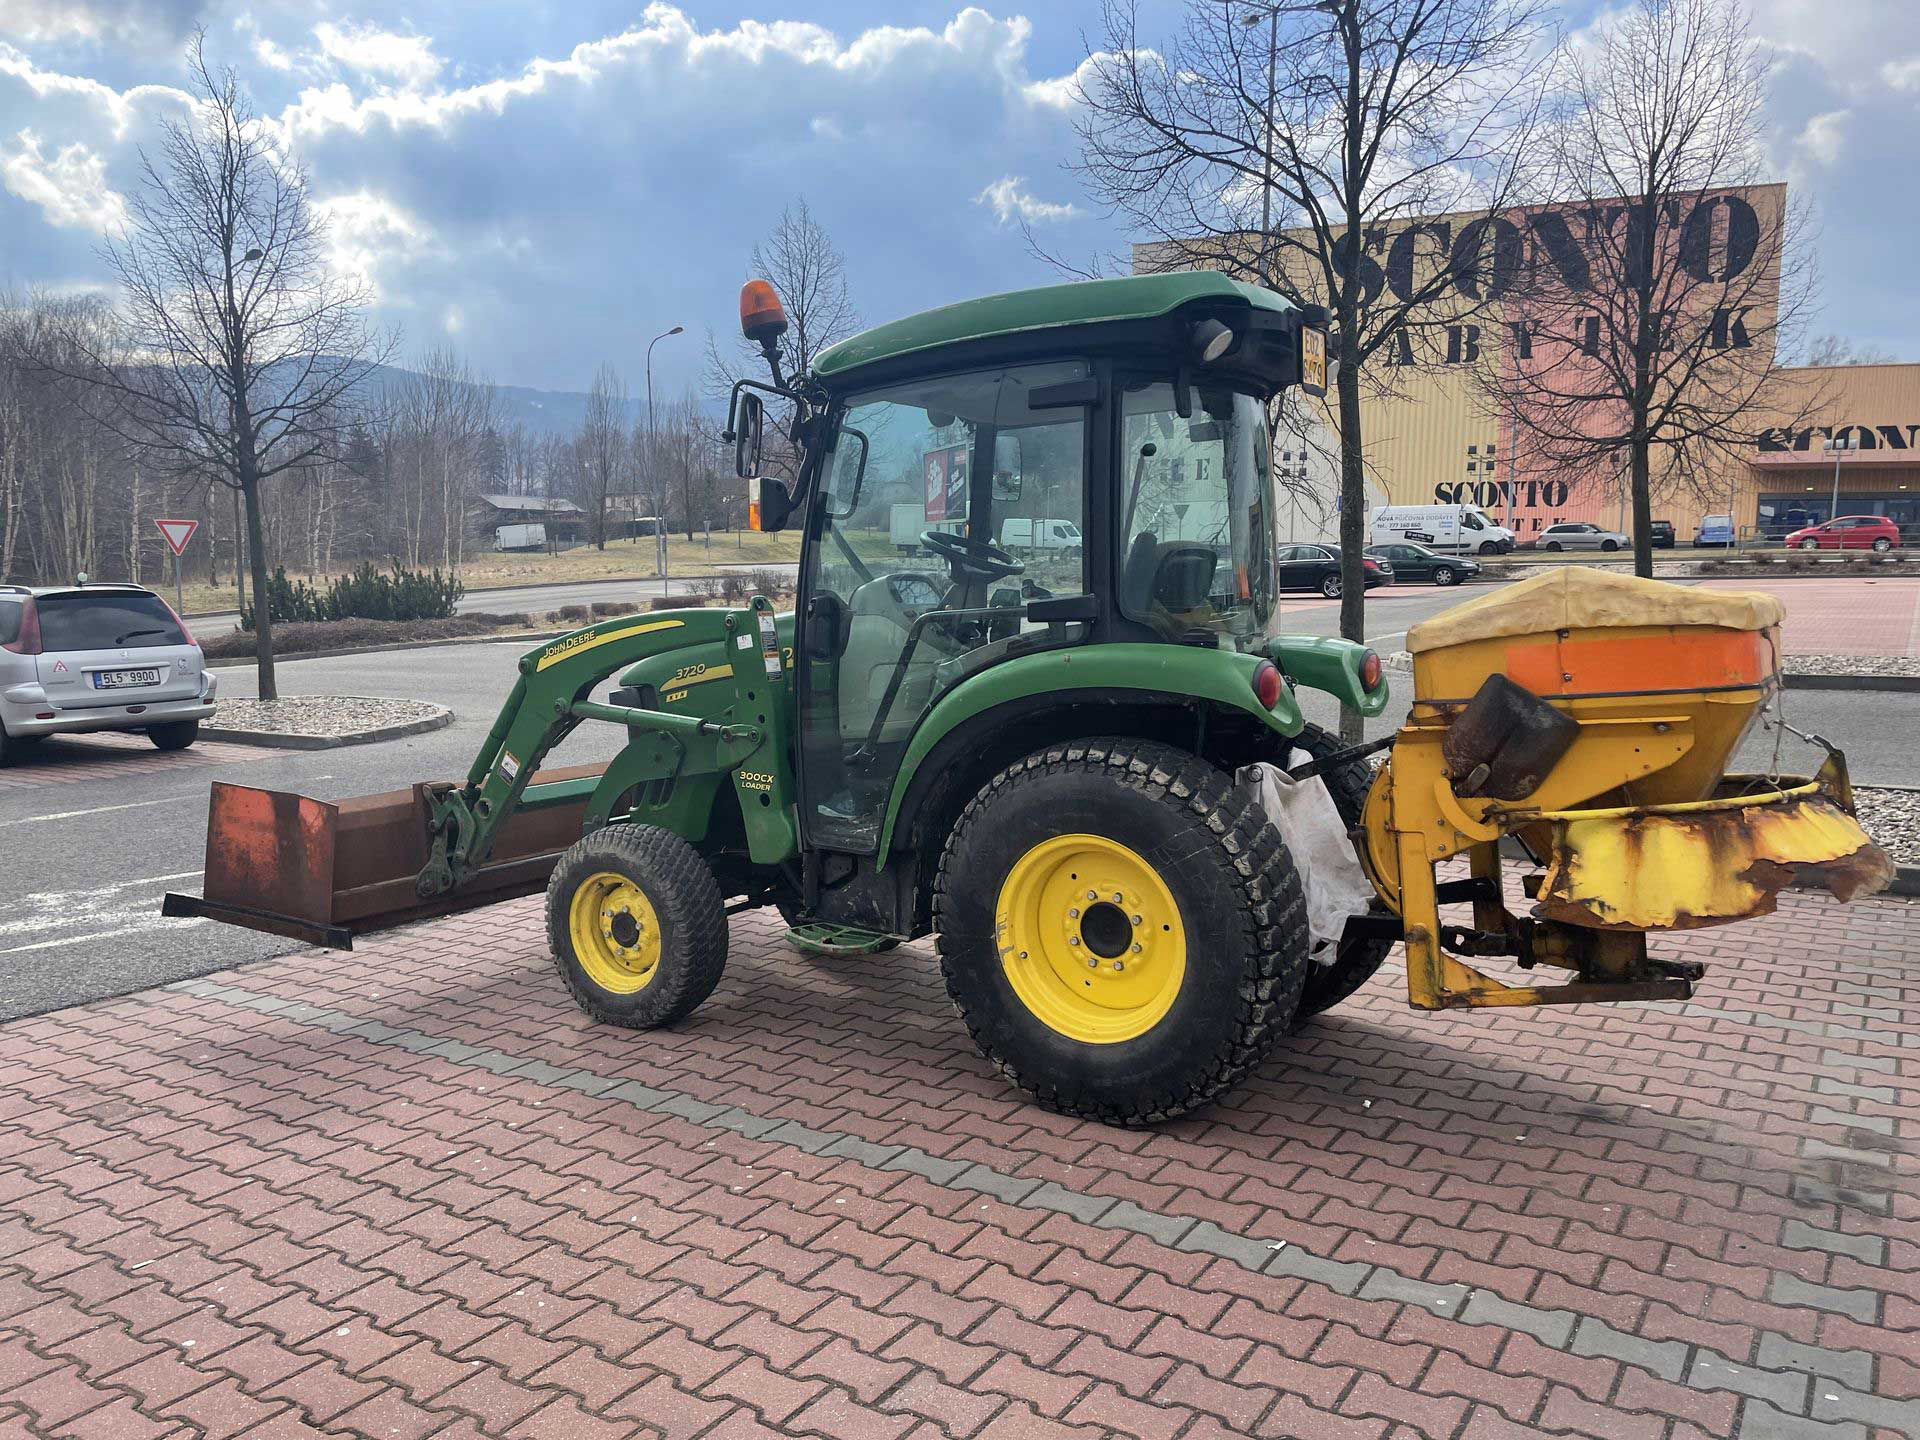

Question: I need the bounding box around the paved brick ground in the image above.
[1699,577,1920,658]
[0,733,264,792]
[0,890,1916,1439]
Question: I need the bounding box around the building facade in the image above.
[1135,183,1917,544]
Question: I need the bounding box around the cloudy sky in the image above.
[1,1,1915,398]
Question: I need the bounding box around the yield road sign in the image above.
[155,518,198,556]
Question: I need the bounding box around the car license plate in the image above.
[94,668,161,689]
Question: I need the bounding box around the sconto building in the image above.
[1140,182,1918,544]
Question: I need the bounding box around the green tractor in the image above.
[171,272,1393,1124]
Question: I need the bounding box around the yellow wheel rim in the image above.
[995,834,1187,1045]
[568,871,663,994]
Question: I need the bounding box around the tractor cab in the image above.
[729,272,1337,855]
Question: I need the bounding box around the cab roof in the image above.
[811,272,1299,386]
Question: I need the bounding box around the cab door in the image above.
[793,360,1094,854]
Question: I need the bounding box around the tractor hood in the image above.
[810,272,1313,394]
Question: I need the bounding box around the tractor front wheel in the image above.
[934,738,1308,1125]
[547,823,727,1030]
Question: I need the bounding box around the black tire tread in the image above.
[148,720,199,751]
[546,823,727,1030]
[933,737,1309,1126]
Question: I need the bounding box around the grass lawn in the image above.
[175,530,806,615]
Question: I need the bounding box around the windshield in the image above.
[1118,380,1274,649]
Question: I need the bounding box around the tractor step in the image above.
[785,922,897,957]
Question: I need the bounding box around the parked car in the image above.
[1695,513,1736,547]
[1275,544,1392,597]
[1534,521,1630,553]
[1368,503,1516,555]
[1365,541,1479,587]
[1782,515,1900,553]
[0,582,216,764]
[1648,520,1675,548]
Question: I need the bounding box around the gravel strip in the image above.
[1855,787,1920,868]
[209,696,448,739]
[1784,653,1920,678]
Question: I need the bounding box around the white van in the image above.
[1000,517,1082,556]
[1369,504,1515,555]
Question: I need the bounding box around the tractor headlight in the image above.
[1190,318,1235,363]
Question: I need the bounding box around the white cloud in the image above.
[1796,109,1847,167]
[976,175,1080,226]
[1884,56,1920,91]
[313,21,442,90]
[312,189,440,297]
[0,128,124,230]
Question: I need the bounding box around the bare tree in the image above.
[704,199,860,480]
[1486,0,1815,577]
[41,33,388,697]
[1074,0,1548,735]
[580,364,628,551]
[1799,334,1897,367]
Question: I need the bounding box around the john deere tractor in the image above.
[168,273,1890,1124]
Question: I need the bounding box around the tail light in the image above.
[1359,648,1384,692]
[1251,660,1284,709]
[2,598,41,656]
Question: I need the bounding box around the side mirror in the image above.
[734,392,765,480]
[991,433,1023,502]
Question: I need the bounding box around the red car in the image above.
[1783,515,1901,553]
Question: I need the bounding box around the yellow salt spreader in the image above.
[1350,568,1893,1010]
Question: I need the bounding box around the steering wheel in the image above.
[920,529,1023,581]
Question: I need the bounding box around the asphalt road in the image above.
[1,577,1909,1021]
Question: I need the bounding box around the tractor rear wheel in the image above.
[547,823,726,1030]
[1284,723,1395,1023]
[934,737,1309,1125]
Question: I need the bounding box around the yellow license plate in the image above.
[1301,326,1327,395]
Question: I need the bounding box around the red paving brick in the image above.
[0,889,1916,1438]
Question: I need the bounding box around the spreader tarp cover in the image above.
[1409,567,1785,654]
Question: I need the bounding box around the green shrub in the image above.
[241,562,463,629]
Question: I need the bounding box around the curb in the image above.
[1892,867,1920,899]
[205,629,569,669]
[201,704,453,751]
[1782,673,1920,693]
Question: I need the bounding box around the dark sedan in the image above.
[1276,543,1392,597]
[1364,541,1479,587]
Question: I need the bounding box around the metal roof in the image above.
[811,272,1297,384]
[476,494,583,514]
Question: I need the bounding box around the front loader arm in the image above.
[414,603,776,899]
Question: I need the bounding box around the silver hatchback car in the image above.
[0,582,217,763]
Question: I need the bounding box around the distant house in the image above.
[473,493,586,548]
[603,494,664,539]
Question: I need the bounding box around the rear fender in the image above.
[875,642,1301,858]
[1269,635,1390,716]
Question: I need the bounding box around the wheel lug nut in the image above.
[1113,961,1125,972]
[1086,957,1098,969]
[1068,907,1080,918]
[1130,914,1142,926]
[1131,942,1142,953]
[1086,890,1097,901]
[1113,892,1124,903]
[1068,936,1081,947]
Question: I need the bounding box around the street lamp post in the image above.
[646,325,684,578]
[1237,1,1339,290]
[1823,434,1855,523]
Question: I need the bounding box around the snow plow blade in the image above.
[161,764,607,950]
